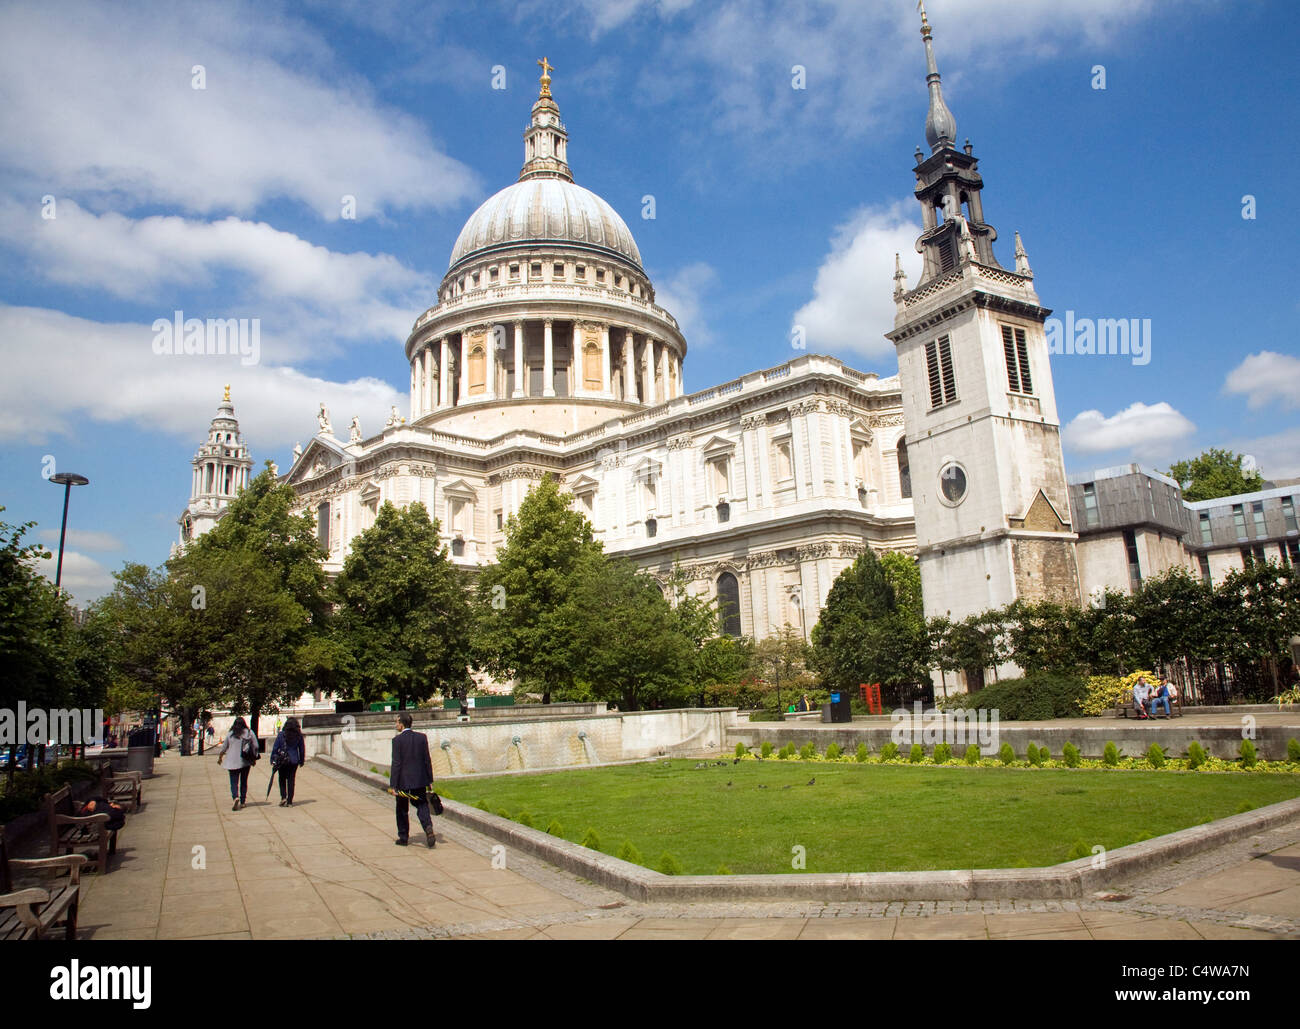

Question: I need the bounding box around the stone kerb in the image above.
[314,754,1300,903]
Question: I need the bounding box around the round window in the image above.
[939,462,968,505]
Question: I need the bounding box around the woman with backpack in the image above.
[217,716,258,810]
[271,717,307,807]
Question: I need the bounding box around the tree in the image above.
[95,562,220,757]
[751,624,814,712]
[1163,448,1264,503]
[811,551,930,702]
[332,502,471,708]
[473,475,604,703]
[190,465,329,732]
[559,554,693,711]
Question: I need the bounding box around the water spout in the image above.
[577,730,599,765]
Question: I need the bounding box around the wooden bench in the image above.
[1116,688,1183,718]
[43,785,115,875]
[100,766,143,813]
[0,826,86,940]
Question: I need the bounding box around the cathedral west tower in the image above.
[887,3,1081,625]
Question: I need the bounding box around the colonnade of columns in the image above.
[193,460,250,499]
[409,318,683,417]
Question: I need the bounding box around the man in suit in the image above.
[389,712,436,848]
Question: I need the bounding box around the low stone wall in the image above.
[727,720,1300,761]
[306,707,738,778]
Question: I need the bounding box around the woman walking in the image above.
[217,717,258,810]
[271,717,307,807]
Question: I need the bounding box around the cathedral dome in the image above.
[448,177,642,272]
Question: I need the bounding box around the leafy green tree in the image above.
[0,513,73,719]
[812,551,930,699]
[95,562,221,756]
[189,465,329,732]
[751,624,815,712]
[332,502,471,709]
[558,554,693,711]
[1163,448,1264,503]
[473,475,604,703]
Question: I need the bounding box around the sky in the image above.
[2,0,1298,605]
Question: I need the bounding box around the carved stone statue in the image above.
[292,441,302,462]
[317,403,332,435]
[349,416,362,444]
[385,405,401,428]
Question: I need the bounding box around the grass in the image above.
[442,759,1300,875]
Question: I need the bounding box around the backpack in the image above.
[240,733,258,763]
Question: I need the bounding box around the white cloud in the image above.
[0,1,478,219]
[1063,402,1197,461]
[610,0,1165,149]
[1224,351,1300,410]
[1230,427,1300,481]
[38,529,125,553]
[0,305,404,452]
[792,203,921,359]
[33,550,115,606]
[654,262,719,349]
[0,198,432,352]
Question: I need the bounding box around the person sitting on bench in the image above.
[1132,677,1152,719]
[1150,678,1172,717]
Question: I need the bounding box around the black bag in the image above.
[241,733,258,764]
[430,792,444,816]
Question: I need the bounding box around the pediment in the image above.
[701,434,736,457]
[442,478,478,500]
[1018,489,1070,532]
[568,474,599,494]
[289,438,346,483]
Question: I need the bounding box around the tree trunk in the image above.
[250,703,261,740]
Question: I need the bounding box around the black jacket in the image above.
[390,728,434,791]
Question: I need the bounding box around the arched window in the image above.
[897,439,912,500]
[717,572,742,638]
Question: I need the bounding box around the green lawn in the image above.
[440,760,1300,875]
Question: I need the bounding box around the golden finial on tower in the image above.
[223,383,231,402]
[537,56,554,98]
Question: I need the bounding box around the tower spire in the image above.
[519,57,573,182]
[919,1,957,153]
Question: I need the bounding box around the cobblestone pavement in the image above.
[30,750,1298,941]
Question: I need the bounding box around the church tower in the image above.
[886,3,1080,623]
[175,386,254,552]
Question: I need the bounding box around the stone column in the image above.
[642,336,655,406]
[484,326,496,401]
[600,323,611,396]
[658,343,670,404]
[543,318,555,397]
[623,329,637,402]
[572,321,583,395]
[439,338,450,408]
[424,347,435,414]
[458,334,468,406]
[513,321,525,398]
[410,362,418,418]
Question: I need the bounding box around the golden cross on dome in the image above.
[537,56,554,97]
[223,383,231,402]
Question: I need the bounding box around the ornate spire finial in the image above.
[223,383,231,403]
[537,56,553,98]
[919,0,957,153]
[893,252,910,300]
[1014,231,1033,277]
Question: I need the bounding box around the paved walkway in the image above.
[28,750,1300,940]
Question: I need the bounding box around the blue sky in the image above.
[2,0,1298,604]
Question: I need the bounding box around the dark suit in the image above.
[391,728,435,839]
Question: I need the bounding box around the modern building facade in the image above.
[1069,464,1300,598]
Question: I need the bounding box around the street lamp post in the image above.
[48,472,89,596]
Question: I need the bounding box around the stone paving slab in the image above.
[17,748,1298,941]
